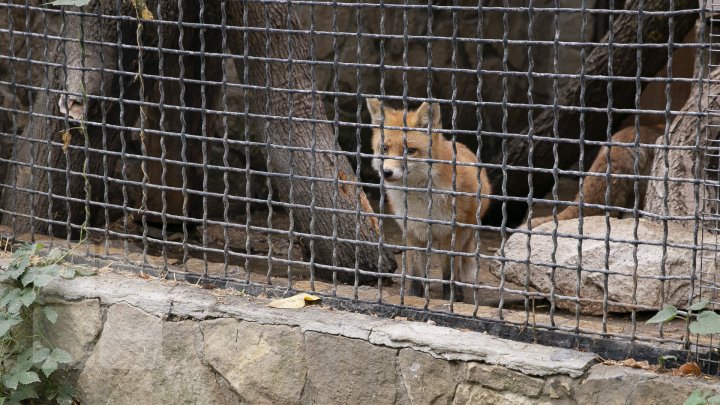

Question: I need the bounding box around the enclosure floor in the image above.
[0,189,697,351]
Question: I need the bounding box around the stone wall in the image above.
[29,267,720,405]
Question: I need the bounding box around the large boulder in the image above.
[490,217,717,315]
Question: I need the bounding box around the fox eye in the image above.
[406,148,417,155]
[381,145,389,154]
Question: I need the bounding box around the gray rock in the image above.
[491,217,716,314]
[399,348,462,405]
[369,321,595,378]
[303,331,398,404]
[465,362,544,398]
[201,318,306,404]
[34,299,103,369]
[575,364,720,405]
[452,383,535,405]
[75,303,235,405]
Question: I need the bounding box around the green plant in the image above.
[0,243,80,404]
[646,299,720,336]
[684,389,720,405]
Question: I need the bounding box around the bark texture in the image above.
[226,1,397,281]
[485,0,699,227]
[1,0,396,280]
[644,67,720,223]
[0,1,140,238]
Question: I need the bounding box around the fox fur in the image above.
[366,98,492,301]
[530,125,664,228]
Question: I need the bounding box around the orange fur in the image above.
[530,125,663,228]
[366,98,492,301]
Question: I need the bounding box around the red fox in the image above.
[366,98,492,301]
[530,125,664,228]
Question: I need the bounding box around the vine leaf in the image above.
[688,300,711,312]
[646,306,677,324]
[689,311,720,335]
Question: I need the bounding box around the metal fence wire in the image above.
[2,0,720,373]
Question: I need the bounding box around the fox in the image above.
[366,98,492,302]
[530,125,664,228]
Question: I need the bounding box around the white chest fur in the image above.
[385,184,458,243]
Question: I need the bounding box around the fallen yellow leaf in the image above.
[61,130,72,152]
[267,293,321,309]
[140,7,154,20]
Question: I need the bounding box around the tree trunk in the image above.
[485,0,699,227]
[644,19,720,224]
[0,1,141,238]
[226,1,397,282]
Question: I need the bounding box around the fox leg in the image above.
[406,233,427,298]
[460,229,482,302]
[440,238,464,302]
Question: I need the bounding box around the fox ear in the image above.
[414,102,441,129]
[366,98,383,124]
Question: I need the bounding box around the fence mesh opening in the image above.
[2,0,720,373]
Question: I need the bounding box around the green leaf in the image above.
[709,395,720,405]
[47,0,91,5]
[684,390,707,405]
[21,265,59,288]
[18,288,36,308]
[31,347,50,364]
[57,394,74,405]
[15,347,34,366]
[6,296,22,315]
[42,307,58,323]
[647,306,678,324]
[41,358,58,377]
[658,354,677,367]
[0,317,22,336]
[11,351,33,374]
[51,348,72,364]
[2,374,18,390]
[0,287,21,309]
[6,386,38,404]
[688,300,711,312]
[16,371,39,385]
[689,311,720,335]
[55,384,75,405]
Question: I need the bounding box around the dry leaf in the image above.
[61,130,71,152]
[140,7,153,20]
[267,293,321,309]
[676,362,702,377]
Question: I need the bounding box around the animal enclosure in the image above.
[2,0,720,373]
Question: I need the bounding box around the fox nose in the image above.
[383,169,394,178]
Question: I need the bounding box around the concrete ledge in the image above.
[25,267,720,404]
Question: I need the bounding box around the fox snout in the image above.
[382,168,401,181]
[372,157,405,181]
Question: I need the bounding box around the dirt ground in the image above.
[0,176,697,347]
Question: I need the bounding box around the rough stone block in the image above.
[491,217,713,314]
[575,364,720,405]
[303,331,398,404]
[452,383,534,405]
[76,303,234,404]
[465,362,544,398]
[399,348,462,405]
[34,299,102,368]
[201,318,306,404]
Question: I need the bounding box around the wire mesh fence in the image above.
[2,0,720,373]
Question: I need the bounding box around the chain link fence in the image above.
[2,0,720,373]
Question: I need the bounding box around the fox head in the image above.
[366,98,442,183]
